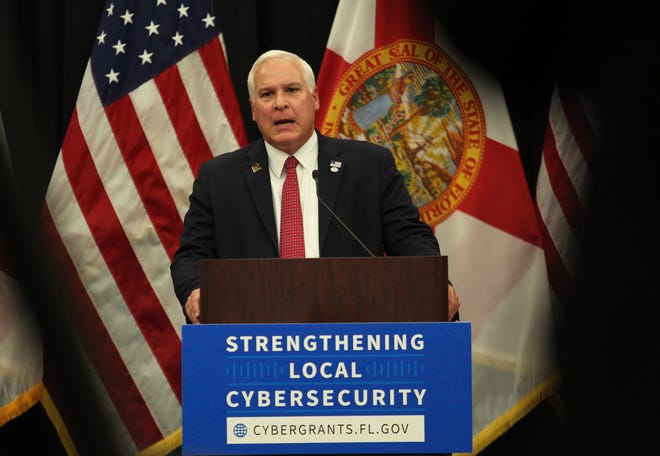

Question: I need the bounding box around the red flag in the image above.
[535,84,598,309]
[41,0,246,453]
[316,0,559,452]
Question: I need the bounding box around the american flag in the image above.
[535,84,598,311]
[41,0,246,453]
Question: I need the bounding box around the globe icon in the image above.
[233,423,248,438]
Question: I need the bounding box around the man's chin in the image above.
[268,131,300,151]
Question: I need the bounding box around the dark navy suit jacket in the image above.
[170,132,441,307]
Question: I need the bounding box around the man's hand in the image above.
[185,288,201,324]
[448,285,461,321]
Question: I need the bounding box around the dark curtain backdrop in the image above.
[1,1,658,455]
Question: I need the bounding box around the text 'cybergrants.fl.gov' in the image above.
[226,415,424,444]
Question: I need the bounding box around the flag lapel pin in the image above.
[329,160,342,173]
[251,162,262,173]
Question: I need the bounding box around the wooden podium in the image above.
[199,256,448,324]
[185,256,471,455]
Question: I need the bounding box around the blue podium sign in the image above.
[182,322,471,455]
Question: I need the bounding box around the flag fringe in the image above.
[40,386,79,456]
[137,428,182,456]
[458,372,562,455]
[0,382,43,426]
[39,384,183,456]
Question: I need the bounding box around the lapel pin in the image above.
[251,162,262,173]
[330,160,342,173]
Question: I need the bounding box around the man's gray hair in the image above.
[247,50,316,100]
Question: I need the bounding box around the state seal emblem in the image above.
[320,39,486,226]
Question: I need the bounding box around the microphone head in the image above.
[312,170,320,180]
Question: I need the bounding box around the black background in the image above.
[1,1,658,455]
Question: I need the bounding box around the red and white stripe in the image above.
[43,35,246,453]
[535,85,598,306]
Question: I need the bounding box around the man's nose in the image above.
[274,92,288,110]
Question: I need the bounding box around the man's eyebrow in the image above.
[258,82,301,91]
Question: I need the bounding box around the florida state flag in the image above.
[316,1,559,452]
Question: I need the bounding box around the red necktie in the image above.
[280,156,305,258]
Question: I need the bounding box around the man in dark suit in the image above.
[171,50,461,323]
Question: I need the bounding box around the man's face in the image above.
[249,58,319,155]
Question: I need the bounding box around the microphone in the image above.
[312,170,375,257]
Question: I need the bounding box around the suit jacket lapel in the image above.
[317,135,344,252]
[241,141,278,251]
